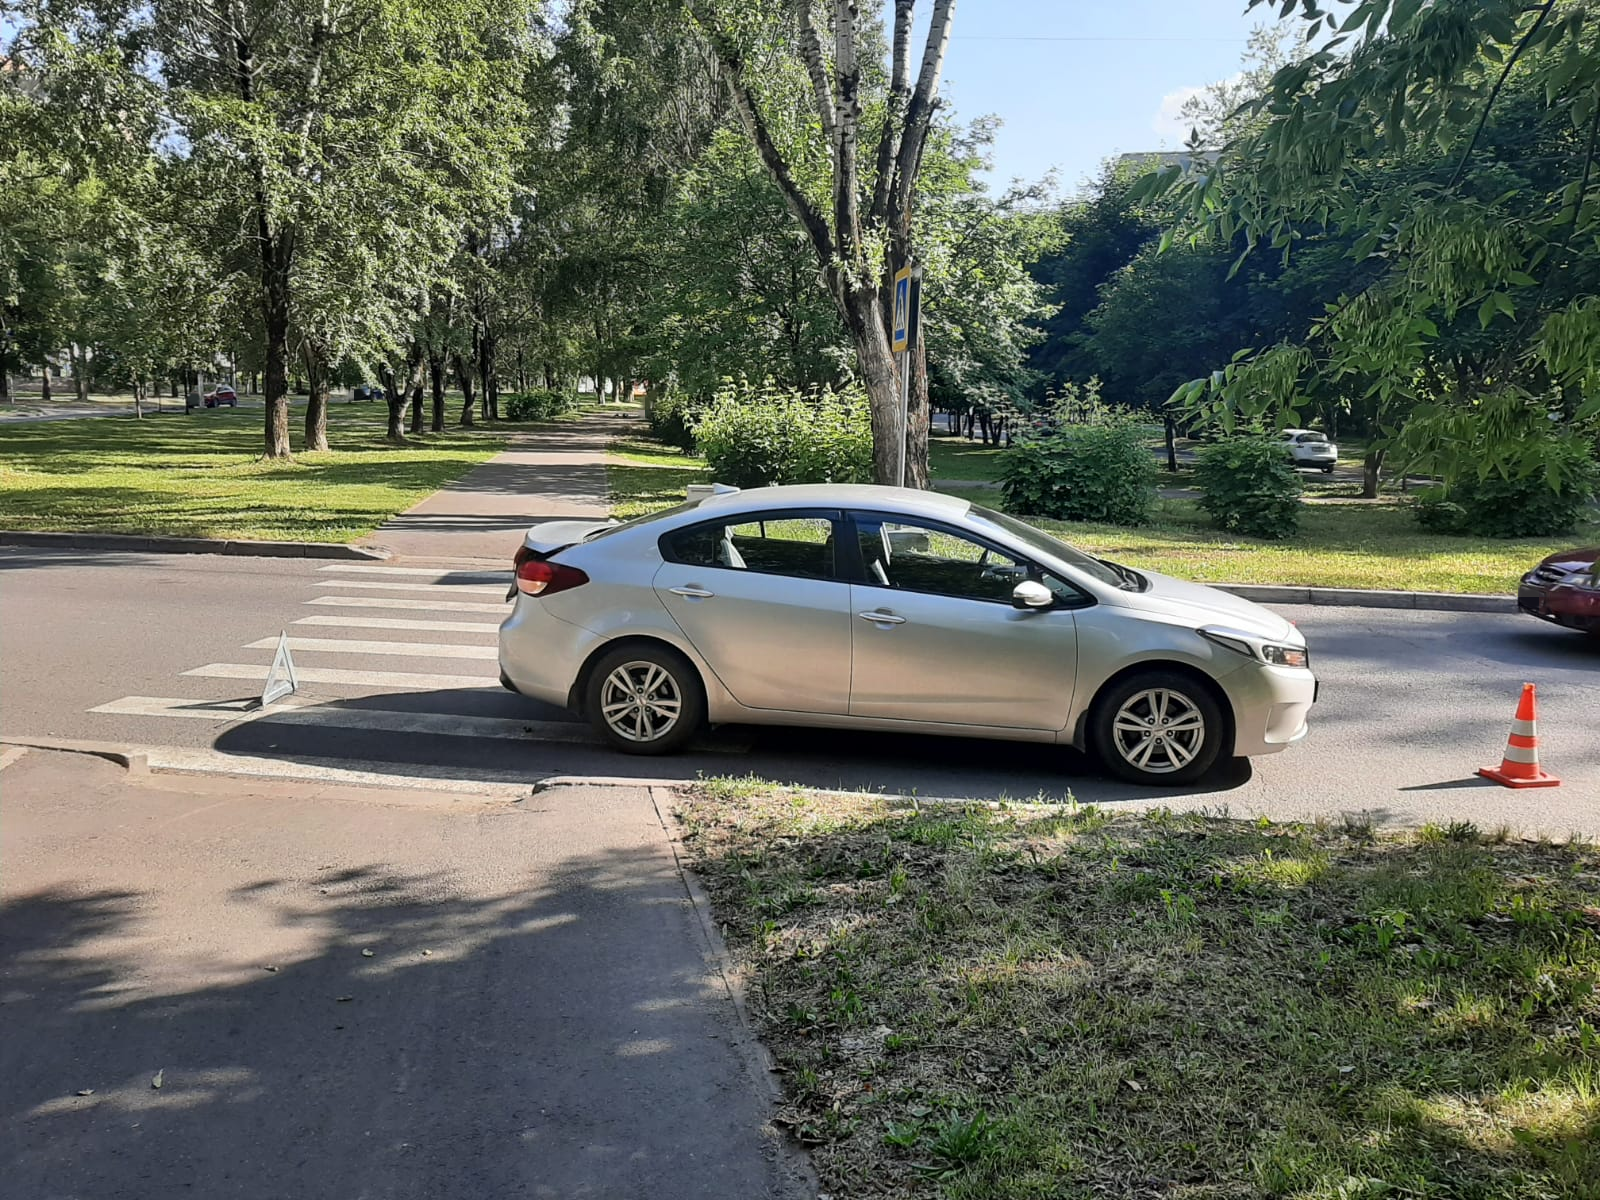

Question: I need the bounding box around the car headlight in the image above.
[1200,626,1311,669]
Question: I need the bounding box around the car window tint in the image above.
[666,516,837,579]
[857,518,1027,602]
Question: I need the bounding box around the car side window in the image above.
[854,517,1035,603]
[663,515,838,580]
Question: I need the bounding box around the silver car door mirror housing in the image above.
[1012,580,1054,609]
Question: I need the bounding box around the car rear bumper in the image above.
[498,599,595,709]
[1223,664,1317,757]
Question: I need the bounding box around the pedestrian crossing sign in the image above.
[892,265,912,353]
[261,631,299,706]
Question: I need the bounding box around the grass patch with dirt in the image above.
[678,784,1600,1199]
[0,405,505,542]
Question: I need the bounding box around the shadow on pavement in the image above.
[1,772,789,1198]
[207,687,1255,805]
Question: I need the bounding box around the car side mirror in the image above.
[1012,580,1054,610]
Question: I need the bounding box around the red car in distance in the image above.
[1518,546,1600,635]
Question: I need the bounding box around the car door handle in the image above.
[857,610,906,625]
[670,586,715,599]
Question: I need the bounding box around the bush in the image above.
[999,421,1156,524]
[502,389,573,422]
[1412,451,1598,537]
[1194,436,1304,539]
[647,390,699,452]
[691,379,873,488]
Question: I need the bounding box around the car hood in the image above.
[1124,570,1300,643]
[522,519,617,556]
[1538,546,1599,572]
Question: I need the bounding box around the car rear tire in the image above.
[584,643,705,755]
[1090,670,1226,786]
[1321,465,1335,474]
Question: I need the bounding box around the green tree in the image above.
[687,0,958,487]
[1147,0,1600,497]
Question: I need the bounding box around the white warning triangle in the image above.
[261,631,300,706]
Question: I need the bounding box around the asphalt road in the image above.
[4,547,1597,829]
[2,751,801,1199]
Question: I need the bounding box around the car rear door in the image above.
[844,512,1080,731]
[652,509,852,714]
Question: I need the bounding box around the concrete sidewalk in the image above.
[362,411,631,561]
[0,748,807,1199]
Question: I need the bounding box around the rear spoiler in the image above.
[519,519,618,559]
[685,482,740,507]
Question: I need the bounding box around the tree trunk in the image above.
[40,365,52,403]
[478,331,498,421]
[516,345,526,393]
[0,359,9,403]
[454,353,476,427]
[303,342,330,452]
[1165,414,1179,472]
[841,286,906,486]
[409,370,424,434]
[73,347,89,401]
[259,227,293,458]
[429,354,445,433]
[1362,448,1384,499]
[543,362,554,390]
[133,376,144,419]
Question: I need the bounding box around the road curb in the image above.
[0,529,390,560]
[1214,583,1514,613]
[0,736,148,775]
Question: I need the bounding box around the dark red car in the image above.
[1518,546,1600,634]
[205,384,237,408]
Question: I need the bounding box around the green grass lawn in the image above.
[609,429,1594,593]
[936,489,1591,595]
[0,406,506,542]
[928,433,1008,483]
[679,783,1600,1200]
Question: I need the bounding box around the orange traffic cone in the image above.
[1478,683,1560,789]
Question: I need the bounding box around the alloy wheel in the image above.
[1111,688,1206,775]
[599,660,683,744]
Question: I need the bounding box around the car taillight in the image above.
[515,559,588,597]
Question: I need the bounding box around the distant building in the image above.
[1116,150,1222,172]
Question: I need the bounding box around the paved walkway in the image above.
[2,748,807,1199]
[361,411,630,562]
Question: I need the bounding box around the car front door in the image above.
[845,513,1081,731]
[652,510,852,714]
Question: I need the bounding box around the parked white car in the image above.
[1281,429,1338,473]
[498,484,1318,786]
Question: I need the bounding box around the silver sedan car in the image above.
[498,484,1316,786]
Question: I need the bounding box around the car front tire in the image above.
[1090,670,1226,786]
[584,643,705,755]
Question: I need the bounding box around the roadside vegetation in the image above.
[678,781,1600,1200]
[0,408,504,542]
[610,427,1594,594]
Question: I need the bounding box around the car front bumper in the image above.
[1222,663,1317,757]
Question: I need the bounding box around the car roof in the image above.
[694,483,974,520]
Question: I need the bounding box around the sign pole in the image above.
[896,349,910,489]
[890,262,914,489]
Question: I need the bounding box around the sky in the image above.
[916,0,1292,196]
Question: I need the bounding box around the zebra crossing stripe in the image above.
[318,564,507,583]
[243,636,497,660]
[293,615,501,634]
[307,595,505,614]
[182,663,494,690]
[318,580,506,596]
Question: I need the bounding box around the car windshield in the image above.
[966,504,1129,589]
